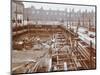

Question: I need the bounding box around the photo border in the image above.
[11,0,97,74]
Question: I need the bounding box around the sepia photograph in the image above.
[11,0,96,74]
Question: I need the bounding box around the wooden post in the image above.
[48,58,52,71]
[15,2,17,34]
[23,3,24,26]
[89,40,93,69]
[64,62,67,70]
[67,21,68,29]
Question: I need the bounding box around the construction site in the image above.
[11,0,96,74]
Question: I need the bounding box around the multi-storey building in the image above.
[12,0,24,27]
[24,6,95,29]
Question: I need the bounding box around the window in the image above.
[46,12,48,15]
[36,11,39,14]
[12,19,15,23]
[63,13,66,16]
[32,11,35,14]
[55,12,57,15]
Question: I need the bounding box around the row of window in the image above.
[12,19,22,23]
[32,11,75,16]
[32,10,94,16]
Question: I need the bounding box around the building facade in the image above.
[24,6,95,28]
[12,0,24,28]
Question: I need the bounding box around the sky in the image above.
[21,1,95,12]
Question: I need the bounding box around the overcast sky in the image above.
[21,1,95,12]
